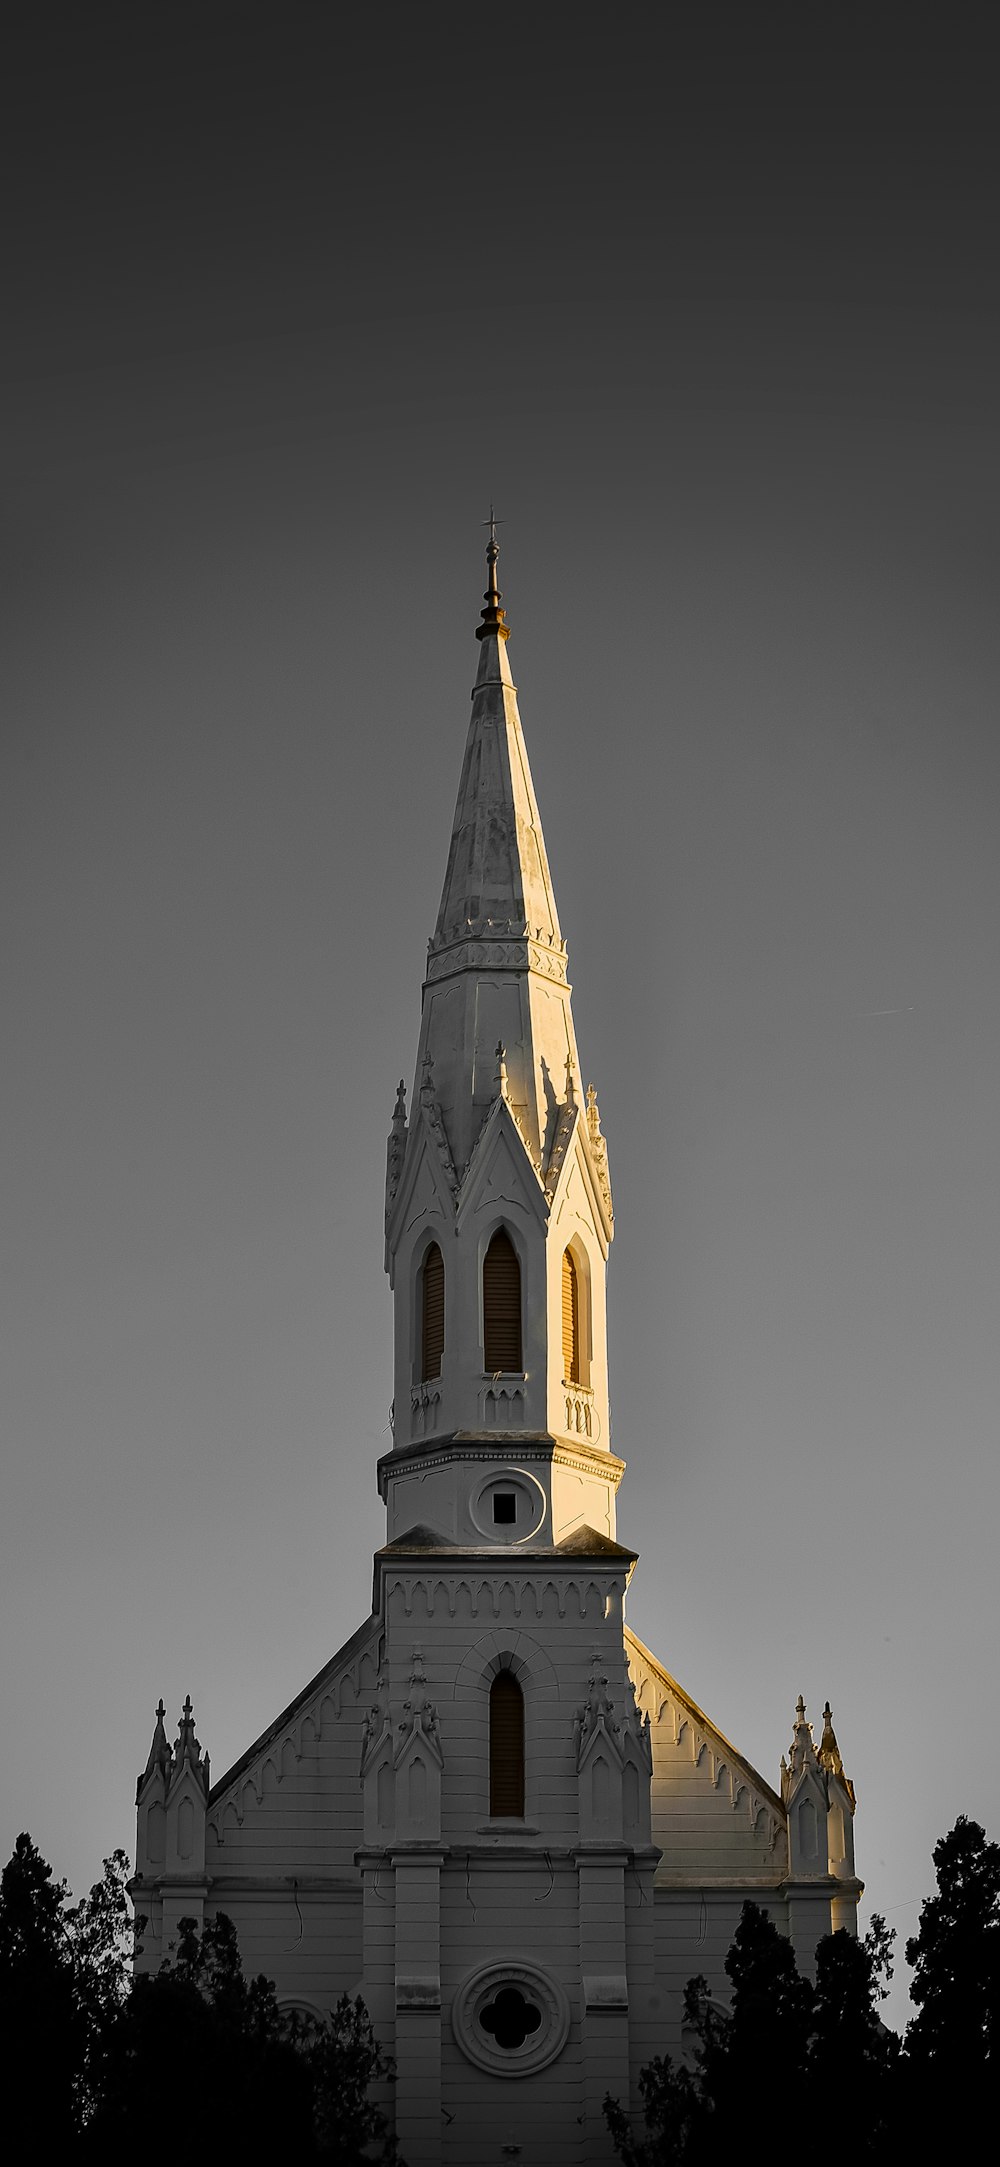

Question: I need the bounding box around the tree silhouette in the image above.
[83,1910,398,2162]
[605,1902,897,2165]
[810,1919,898,2153]
[0,1835,396,2160]
[903,1815,999,2141]
[0,1832,82,2153]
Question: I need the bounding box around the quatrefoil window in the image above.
[452,1960,570,2076]
[479,1985,542,2052]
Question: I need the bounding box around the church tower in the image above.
[367,530,654,2163]
[382,523,618,1551]
[132,534,861,2167]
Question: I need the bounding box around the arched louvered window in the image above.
[489,1669,525,1817]
[420,1242,444,1380]
[483,1228,522,1373]
[561,1248,580,1383]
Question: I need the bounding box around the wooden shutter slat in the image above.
[421,1244,444,1380]
[562,1249,579,1382]
[489,1671,525,1816]
[483,1229,522,1372]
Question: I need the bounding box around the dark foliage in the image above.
[607,1821,1000,2165]
[0,1835,397,2162]
[901,1815,999,2143]
[86,1912,398,2162]
[605,1902,898,2166]
[0,1832,83,2154]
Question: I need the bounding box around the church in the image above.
[132,536,861,2164]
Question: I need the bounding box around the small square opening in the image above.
[492,1491,517,1525]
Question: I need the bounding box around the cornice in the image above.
[374,1537,636,1571]
[425,927,570,989]
[378,1430,626,1500]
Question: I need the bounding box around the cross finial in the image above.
[476,508,510,643]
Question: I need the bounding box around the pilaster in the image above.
[393,1848,444,2167]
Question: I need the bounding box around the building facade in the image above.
[132,538,861,2165]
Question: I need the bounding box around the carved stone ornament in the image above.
[394,1646,444,1766]
[418,1053,459,1195]
[573,1657,620,1768]
[384,1080,408,1221]
[360,1666,391,1774]
[425,936,568,987]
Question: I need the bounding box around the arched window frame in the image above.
[481,1222,524,1376]
[560,1237,592,1387]
[488,1665,525,1818]
[417,1238,445,1383]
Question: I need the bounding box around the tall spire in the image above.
[422,528,572,1172]
[382,536,615,1485]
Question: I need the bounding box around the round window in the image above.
[469,1470,546,1545]
[451,1959,570,2076]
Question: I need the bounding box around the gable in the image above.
[206,1614,380,1874]
[625,1629,786,1878]
[456,1096,547,1230]
[386,1112,457,1269]
[547,1119,613,1252]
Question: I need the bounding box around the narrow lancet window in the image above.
[561,1248,580,1383]
[420,1242,444,1380]
[489,1670,525,1817]
[483,1228,522,1373]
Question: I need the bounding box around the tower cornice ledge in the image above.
[424,929,570,989]
[777,1873,866,1900]
[377,1429,627,1502]
[374,1528,637,1567]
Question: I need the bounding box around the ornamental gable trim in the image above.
[206,1615,381,1827]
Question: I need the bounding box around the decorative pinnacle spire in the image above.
[142,1697,170,1781]
[819,1701,844,1777]
[476,506,510,643]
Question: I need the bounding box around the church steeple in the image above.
[418,529,582,1176]
[381,537,620,1552]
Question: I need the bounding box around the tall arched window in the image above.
[489,1670,525,1816]
[561,1248,580,1383]
[420,1242,444,1380]
[483,1228,522,1373]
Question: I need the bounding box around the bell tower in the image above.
[381,528,620,1551]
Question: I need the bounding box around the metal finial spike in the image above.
[476,508,510,643]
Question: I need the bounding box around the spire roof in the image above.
[432,530,562,953]
[405,529,584,1177]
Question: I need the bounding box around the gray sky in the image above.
[3,8,998,2032]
